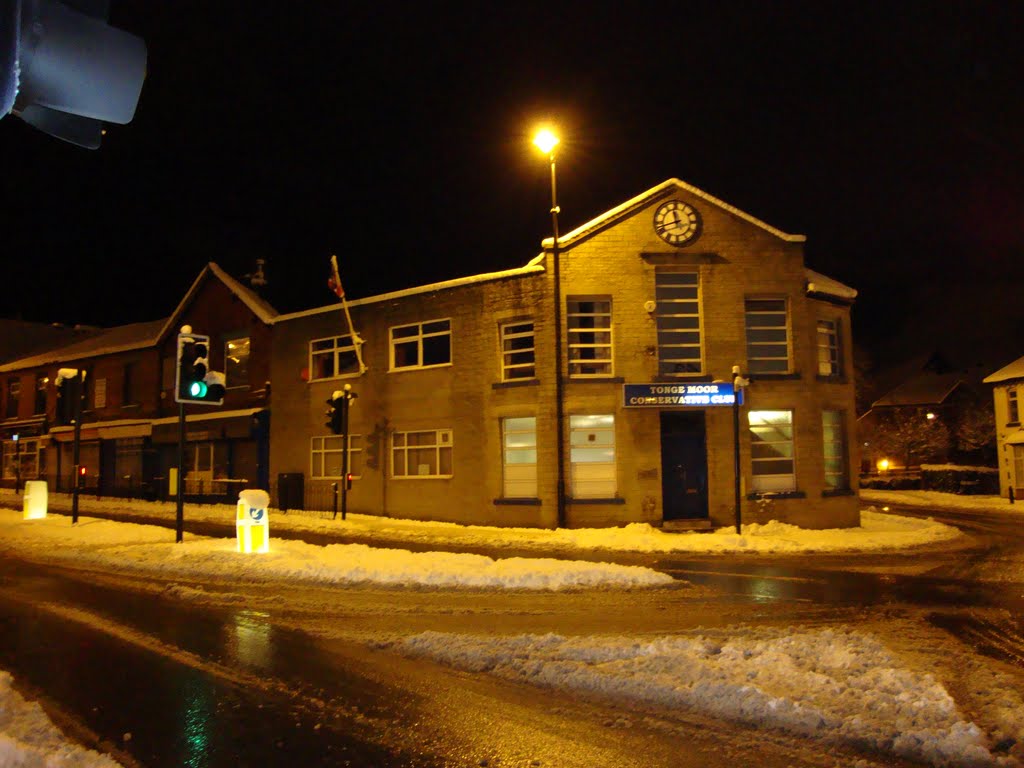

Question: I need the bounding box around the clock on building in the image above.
[653,200,701,246]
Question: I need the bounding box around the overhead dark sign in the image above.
[623,382,741,408]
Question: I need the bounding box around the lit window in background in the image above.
[226,338,250,388]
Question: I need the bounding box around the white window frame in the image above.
[745,298,791,375]
[569,414,616,498]
[225,337,251,389]
[500,320,536,381]
[392,428,453,478]
[821,409,848,491]
[309,334,361,381]
[816,319,842,377]
[567,298,613,378]
[310,434,363,479]
[390,319,452,371]
[749,409,796,493]
[655,269,704,376]
[1008,386,1020,424]
[501,416,537,498]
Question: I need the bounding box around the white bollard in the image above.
[23,480,48,520]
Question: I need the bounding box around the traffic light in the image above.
[176,332,225,405]
[345,472,353,491]
[325,395,344,434]
[1,0,147,148]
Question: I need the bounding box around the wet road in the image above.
[0,556,889,768]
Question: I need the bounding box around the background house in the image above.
[984,355,1024,500]
[0,264,275,498]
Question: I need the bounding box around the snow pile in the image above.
[0,670,122,767]
[399,627,1000,767]
[0,511,673,591]
[0,488,963,554]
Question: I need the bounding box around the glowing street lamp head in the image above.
[533,128,559,155]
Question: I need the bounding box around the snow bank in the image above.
[0,489,963,555]
[398,627,1001,767]
[0,670,122,767]
[0,511,673,591]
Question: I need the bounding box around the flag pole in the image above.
[329,255,366,374]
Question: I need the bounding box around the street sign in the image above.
[623,382,742,408]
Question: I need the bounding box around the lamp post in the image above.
[533,127,566,529]
[731,365,750,535]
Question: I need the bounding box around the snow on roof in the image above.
[158,262,278,341]
[274,262,546,323]
[983,354,1024,384]
[805,268,857,301]
[0,319,100,364]
[871,371,964,408]
[542,178,807,249]
[0,318,167,372]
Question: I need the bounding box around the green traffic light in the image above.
[189,380,208,398]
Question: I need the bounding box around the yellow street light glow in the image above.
[877,458,890,472]
[533,128,559,154]
[926,412,936,420]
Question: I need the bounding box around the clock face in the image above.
[653,201,701,246]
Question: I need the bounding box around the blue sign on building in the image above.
[623,382,742,408]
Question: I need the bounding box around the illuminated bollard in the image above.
[236,489,270,554]
[23,480,48,520]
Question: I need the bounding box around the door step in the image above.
[661,519,713,532]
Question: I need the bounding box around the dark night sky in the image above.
[2,2,1023,365]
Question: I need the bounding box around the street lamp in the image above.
[533,126,566,529]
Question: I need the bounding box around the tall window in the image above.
[392,429,452,477]
[1013,446,1024,489]
[310,334,360,380]
[311,434,363,478]
[502,417,537,497]
[390,320,452,370]
[500,321,535,380]
[745,299,790,374]
[226,338,251,388]
[817,320,842,377]
[34,374,48,415]
[6,378,20,419]
[655,270,702,375]
[1008,387,1020,424]
[822,410,848,491]
[569,414,616,498]
[122,362,138,405]
[749,410,795,493]
[567,298,612,377]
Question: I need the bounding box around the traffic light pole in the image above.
[176,402,185,543]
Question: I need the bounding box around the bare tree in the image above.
[955,400,996,454]
[870,409,951,468]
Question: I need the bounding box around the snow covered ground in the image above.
[0,488,962,554]
[0,669,121,767]
[861,489,1023,515]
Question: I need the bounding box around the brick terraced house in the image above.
[0,264,275,499]
[270,179,859,529]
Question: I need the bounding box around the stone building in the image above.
[270,179,859,529]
